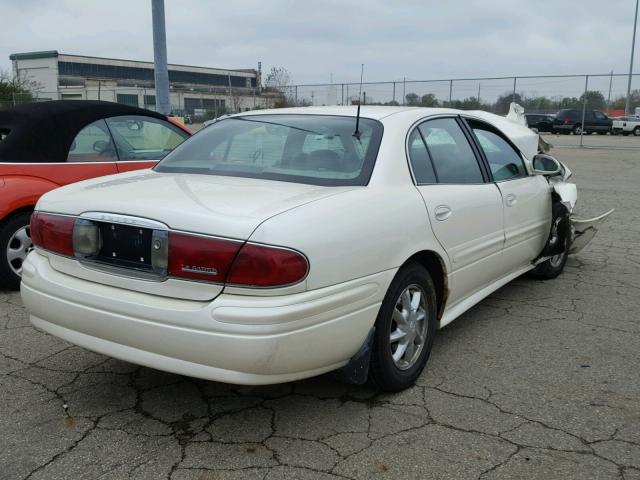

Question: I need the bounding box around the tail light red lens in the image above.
[167,233,308,287]
[167,232,242,283]
[30,212,75,257]
[227,243,308,287]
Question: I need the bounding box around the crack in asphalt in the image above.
[1,148,639,479]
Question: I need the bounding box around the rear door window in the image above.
[407,129,437,183]
[67,119,118,162]
[105,115,188,161]
[417,118,483,184]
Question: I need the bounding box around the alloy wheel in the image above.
[389,284,428,370]
[7,225,33,277]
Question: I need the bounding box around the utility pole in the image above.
[151,0,170,115]
[607,70,613,109]
[625,0,639,115]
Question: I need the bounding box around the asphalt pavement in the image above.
[1,145,639,480]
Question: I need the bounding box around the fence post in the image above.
[448,80,453,106]
[392,82,396,104]
[341,84,344,105]
[295,86,298,106]
[402,77,406,106]
[580,75,589,147]
[512,77,517,103]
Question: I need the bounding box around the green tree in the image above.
[420,93,440,107]
[579,90,606,110]
[494,92,523,114]
[405,93,420,106]
[610,90,640,111]
[558,97,580,109]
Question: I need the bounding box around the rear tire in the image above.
[370,262,437,391]
[634,127,640,136]
[530,203,571,280]
[572,124,582,135]
[0,211,33,290]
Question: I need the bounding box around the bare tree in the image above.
[0,69,42,104]
[264,67,292,90]
[263,67,294,107]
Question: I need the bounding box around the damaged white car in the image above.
[21,106,612,391]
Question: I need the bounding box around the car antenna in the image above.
[353,64,364,140]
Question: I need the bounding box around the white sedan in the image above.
[21,106,611,391]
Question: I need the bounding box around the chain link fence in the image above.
[2,73,639,148]
[279,73,640,148]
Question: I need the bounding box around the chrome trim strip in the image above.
[79,212,169,230]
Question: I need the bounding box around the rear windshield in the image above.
[154,114,383,186]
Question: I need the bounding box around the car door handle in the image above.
[505,194,517,207]
[434,205,452,221]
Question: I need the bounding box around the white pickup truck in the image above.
[612,115,640,136]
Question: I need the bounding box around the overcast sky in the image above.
[2,0,638,99]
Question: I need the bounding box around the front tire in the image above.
[634,126,640,136]
[370,262,437,391]
[530,203,571,280]
[0,211,34,290]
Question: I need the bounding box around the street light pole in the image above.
[625,0,639,115]
[151,0,170,115]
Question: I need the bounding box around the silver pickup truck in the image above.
[612,115,640,136]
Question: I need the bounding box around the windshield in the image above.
[154,114,383,186]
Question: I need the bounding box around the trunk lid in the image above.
[38,170,355,239]
[37,170,355,300]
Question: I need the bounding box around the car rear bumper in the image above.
[21,251,388,384]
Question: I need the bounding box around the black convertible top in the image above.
[0,100,168,163]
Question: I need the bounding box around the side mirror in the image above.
[532,154,562,176]
[93,140,109,153]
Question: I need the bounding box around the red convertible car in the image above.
[0,100,191,289]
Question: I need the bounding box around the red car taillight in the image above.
[563,118,571,125]
[30,212,75,257]
[166,232,308,287]
[227,243,308,287]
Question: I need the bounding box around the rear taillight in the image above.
[30,212,75,256]
[227,243,308,287]
[166,233,308,287]
[563,118,571,125]
[168,232,242,283]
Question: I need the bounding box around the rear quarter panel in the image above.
[248,185,448,292]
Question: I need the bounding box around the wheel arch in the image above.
[0,205,35,226]
[402,250,448,321]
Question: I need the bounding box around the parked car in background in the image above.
[552,109,612,135]
[170,110,193,124]
[21,106,612,391]
[611,116,640,136]
[0,100,191,290]
[525,113,555,133]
